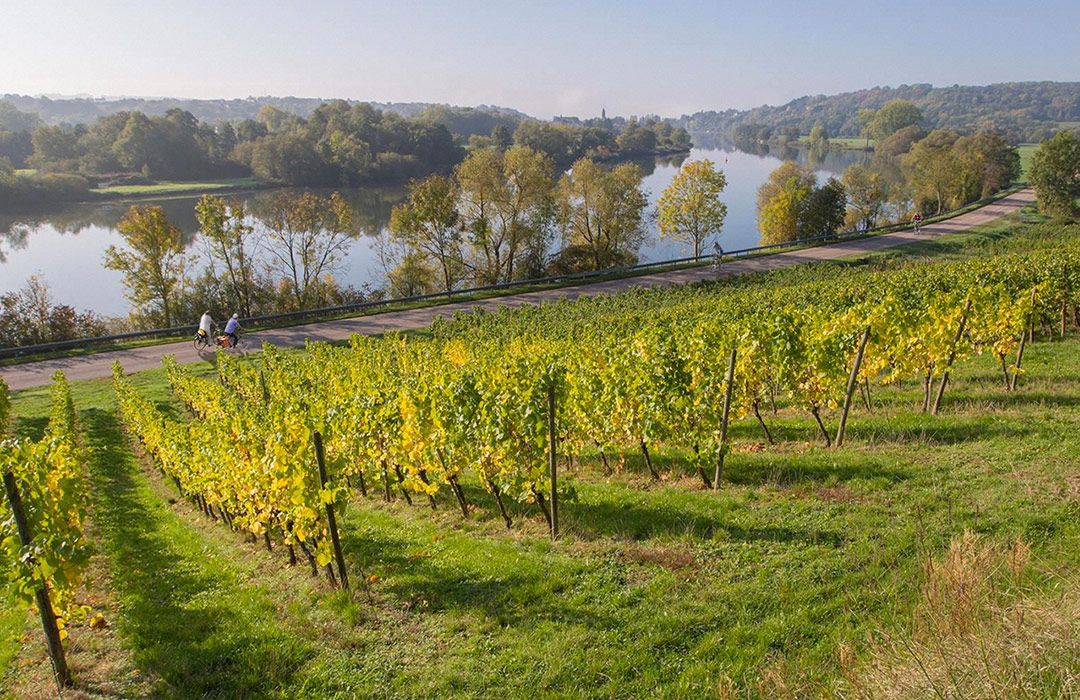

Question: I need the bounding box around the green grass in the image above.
[1018,143,1039,182]
[90,177,261,196]
[797,135,872,150]
[12,168,37,177]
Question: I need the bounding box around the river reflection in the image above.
[0,145,866,317]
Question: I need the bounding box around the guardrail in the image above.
[0,186,1025,361]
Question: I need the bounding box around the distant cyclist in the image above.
[198,310,214,340]
[911,212,923,234]
[223,313,241,348]
[712,241,725,272]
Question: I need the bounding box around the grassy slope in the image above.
[2,215,1078,698]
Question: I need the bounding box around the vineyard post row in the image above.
[0,372,88,688]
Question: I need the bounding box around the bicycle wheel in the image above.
[194,335,208,351]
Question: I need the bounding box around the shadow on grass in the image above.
[81,407,314,698]
[337,511,619,631]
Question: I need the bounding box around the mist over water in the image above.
[0,146,865,317]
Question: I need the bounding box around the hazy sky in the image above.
[3,0,1077,118]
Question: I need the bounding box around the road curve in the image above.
[2,189,1035,390]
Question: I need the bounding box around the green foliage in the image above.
[682,81,1080,143]
[757,162,815,245]
[1030,131,1080,218]
[104,206,187,328]
[798,177,847,239]
[556,159,649,270]
[842,164,888,230]
[863,100,923,142]
[0,372,89,633]
[903,130,1019,214]
[391,175,465,292]
[656,159,728,257]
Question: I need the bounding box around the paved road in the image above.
[2,189,1035,390]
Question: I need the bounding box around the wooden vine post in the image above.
[835,326,871,448]
[313,431,349,590]
[2,472,71,687]
[932,299,973,416]
[1010,288,1037,391]
[546,381,559,540]
[713,345,738,490]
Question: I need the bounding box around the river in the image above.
[0,145,866,317]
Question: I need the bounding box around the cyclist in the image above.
[197,310,214,341]
[223,313,241,348]
[712,240,725,272]
[911,212,923,234]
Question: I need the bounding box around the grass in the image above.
[3,315,1078,695]
[1018,143,1039,181]
[89,177,261,197]
[797,135,872,150]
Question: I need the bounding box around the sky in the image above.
[2,0,1078,119]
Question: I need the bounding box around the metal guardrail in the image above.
[0,187,1024,361]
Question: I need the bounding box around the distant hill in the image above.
[677,82,1080,143]
[0,94,533,130]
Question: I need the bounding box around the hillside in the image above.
[0,93,532,130]
[678,81,1080,143]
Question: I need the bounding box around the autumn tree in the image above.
[557,159,648,270]
[902,129,961,214]
[195,194,260,317]
[656,159,728,257]
[757,162,815,245]
[104,206,187,327]
[390,174,465,292]
[842,164,888,230]
[256,191,357,308]
[1030,130,1080,218]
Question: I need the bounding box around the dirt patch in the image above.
[620,543,697,571]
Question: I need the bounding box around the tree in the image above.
[257,191,357,308]
[903,129,961,214]
[865,100,924,142]
[557,159,648,270]
[499,145,555,280]
[456,148,507,284]
[1030,130,1080,218]
[656,159,728,257]
[757,162,816,245]
[195,195,261,317]
[798,177,846,239]
[104,206,187,327]
[491,124,513,150]
[390,175,464,292]
[807,123,829,160]
[842,164,888,230]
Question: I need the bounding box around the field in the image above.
[89,177,261,197]
[2,212,1079,698]
[1018,143,1039,182]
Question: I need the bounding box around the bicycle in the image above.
[194,329,212,351]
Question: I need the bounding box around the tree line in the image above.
[683,81,1080,145]
[755,100,1026,246]
[0,99,690,208]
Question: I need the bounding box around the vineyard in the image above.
[110,242,1078,570]
[2,218,1080,697]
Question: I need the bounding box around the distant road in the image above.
[2,189,1035,391]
